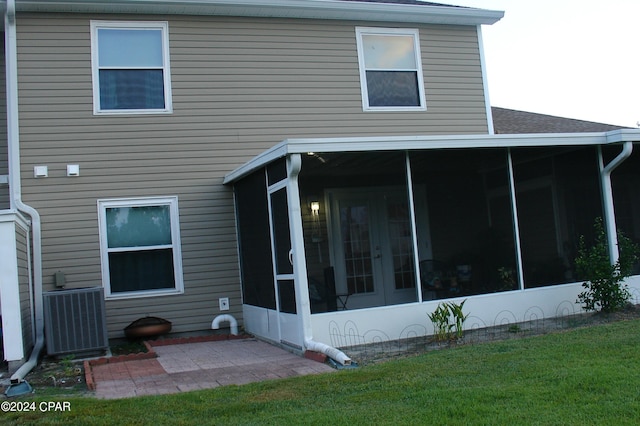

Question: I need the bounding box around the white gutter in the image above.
[598,142,633,265]
[223,130,640,184]
[5,0,45,384]
[8,0,504,26]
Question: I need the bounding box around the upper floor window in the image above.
[90,21,172,114]
[355,27,426,111]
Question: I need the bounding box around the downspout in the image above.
[476,25,494,135]
[287,154,351,366]
[305,338,351,366]
[5,0,46,384]
[598,142,633,265]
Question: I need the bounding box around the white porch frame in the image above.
[225,130,640,347]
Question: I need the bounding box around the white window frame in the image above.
[97,196,184,300]
[355,27,427,112]
[90,20,173,115]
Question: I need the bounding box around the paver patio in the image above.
[89,338,335,399]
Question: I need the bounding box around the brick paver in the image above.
[91,338,335,399]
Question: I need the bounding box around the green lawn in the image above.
[6,319,640,425]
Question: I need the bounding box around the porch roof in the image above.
[223,129,640,184]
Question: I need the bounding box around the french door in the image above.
[329,188,418,309]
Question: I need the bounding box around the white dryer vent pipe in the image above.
[211,314,239,335]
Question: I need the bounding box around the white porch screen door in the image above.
[268,184,303,349]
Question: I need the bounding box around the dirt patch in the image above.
[0,344,148,398]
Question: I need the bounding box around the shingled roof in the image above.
[492,107,629,134]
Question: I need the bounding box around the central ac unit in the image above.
[43,287,108,356]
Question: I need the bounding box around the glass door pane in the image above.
[340,204,374,295]
[387,200,415,290]
[270,188,293,276]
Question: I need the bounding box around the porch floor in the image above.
[90,338,335,399]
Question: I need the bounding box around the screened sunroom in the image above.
[224,131,640,351]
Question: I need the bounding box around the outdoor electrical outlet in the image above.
[219,297,230,311]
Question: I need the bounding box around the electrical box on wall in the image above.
[219,297,229,311]
[54,271,66,288]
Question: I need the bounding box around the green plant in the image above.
[428,303,453,342]
[507,324,521,333]
[60,354,76,376]
[428,300,469,341]
[498,266,517,291]
[575,218,639,313]
[448,299,469,339]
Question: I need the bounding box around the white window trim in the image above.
[97,196,184,300]
[355,27,427,112]
[90,20,173,115]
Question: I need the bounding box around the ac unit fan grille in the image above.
[43,287,108,356]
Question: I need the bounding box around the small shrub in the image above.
[428,300,468,341]
[575,218,639,313]
[428,303,453,342]
[448,300,469,339]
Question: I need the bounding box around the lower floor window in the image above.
[98,197,184,299]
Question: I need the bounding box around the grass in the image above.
[5,319,640,425]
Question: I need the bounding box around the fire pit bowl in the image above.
[124,316,172,339]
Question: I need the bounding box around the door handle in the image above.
[373,246,381,259]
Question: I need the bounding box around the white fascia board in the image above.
[223,130,640,184]
[222,141,289,185]
[282,132,614,153]
[14,1,504,26]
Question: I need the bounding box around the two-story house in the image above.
[1,0,639,376]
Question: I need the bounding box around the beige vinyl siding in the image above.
[16,223,34,352]
[15,13,489,337]
[0,37,9,210]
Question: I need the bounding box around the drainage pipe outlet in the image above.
[305,339,352,366]
[211,314,239,335]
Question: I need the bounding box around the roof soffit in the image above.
[10,0,504,26]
